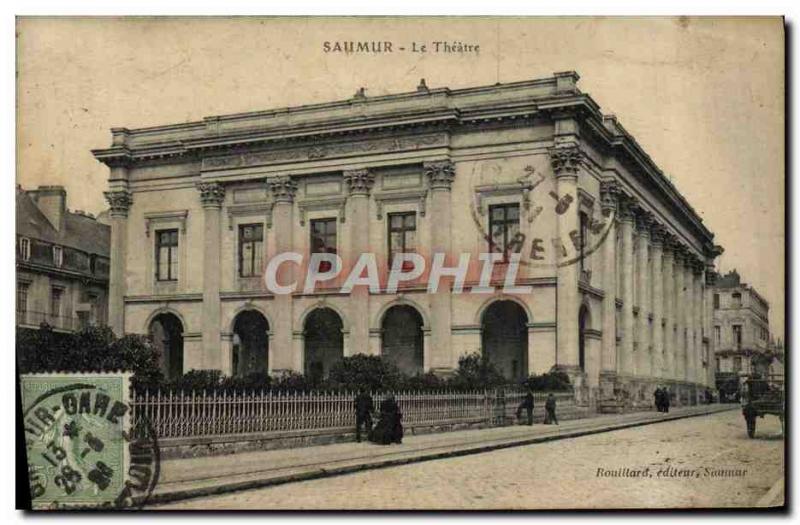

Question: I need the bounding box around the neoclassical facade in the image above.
[93,72,722,404]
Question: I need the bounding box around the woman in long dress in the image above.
[369,393,403,444]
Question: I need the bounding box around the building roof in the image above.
[16,187,110,257]
[93,71,717,250]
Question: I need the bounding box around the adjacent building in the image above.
[93,72,722,405]
[16,185,110,333]
[712,270,774,377]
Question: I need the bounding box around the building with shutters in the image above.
[93,72,723,405]
[16,185,110,334]
[712,270,774,378]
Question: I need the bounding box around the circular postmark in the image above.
[468,159,615,270]
[23,380,159,510]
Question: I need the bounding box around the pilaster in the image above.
[267,176,297,374]
[103,188,132,335]
[197,182,226,370]
[424,160,455,373]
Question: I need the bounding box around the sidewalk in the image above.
[145,404,736,507]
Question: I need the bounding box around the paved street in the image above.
[160,409,783,510]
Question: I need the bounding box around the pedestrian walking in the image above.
[354,388,373,443]
[662,387,671,413]
[544,393,559,425]
[516,389,534,425]
[654,387,663,412]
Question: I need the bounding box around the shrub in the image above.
[522,370,572,392]
[327,354,403,392]
[17,325,163,390]
[449,352,506,390]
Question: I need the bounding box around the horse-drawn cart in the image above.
[741,374,784,438]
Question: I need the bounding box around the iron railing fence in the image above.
[130,388,576,439]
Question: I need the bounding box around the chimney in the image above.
[30,185,67,231]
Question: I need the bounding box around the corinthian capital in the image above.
[104,190,133,217]
[599,179,620,214]
[424,160,456,190]
[548,145,584,178]
[196,182,226,208]
[343,168,375,196]
[267,176,298,203]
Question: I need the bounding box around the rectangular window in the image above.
[16,283,29,323]
[732,292,742,308]
[714,326,721,346]
[579,212,589,272]
[488,203,520,259]
[733,324,742,349]
[156,229,179,281]
[733,356,742,372]
[88,293,99,325]
[52,245,63,268]
[713,293,720,309]
[310,218,337,273]
[18,237,31,261]
[387,212,417,270]
[238,223,264,277]
[50,287,63,321]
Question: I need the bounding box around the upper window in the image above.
[50,287,63,320]
[732,324,742,349]
[238,223,264,277]
[156,229,179,282]
[18,237,30,261]
[713,293,720,309]
[579,212,589,272]
[388,212,417,270]
[732,292,742,308]
[52,245,63,268]
[16,282,29,319]
[488,203,520,260]
[310,218,337,273]
[714,325,721,346]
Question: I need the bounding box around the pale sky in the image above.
[16,16,785,337]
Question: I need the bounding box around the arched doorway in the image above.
[232,310,269,377]
[381,305,424,375]
[481,300,529,381]
[148,313,184,380]
[579,305,590,371]
[304,307,344,383]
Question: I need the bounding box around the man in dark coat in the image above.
[544,393,558,425]
[662,387,671,413]
[354,388,373,443]
[516,389,535,425]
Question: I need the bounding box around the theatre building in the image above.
[93,72,722,405]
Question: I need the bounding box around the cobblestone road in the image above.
[162,409,784,510]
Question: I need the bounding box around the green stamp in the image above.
[21,373,159,509]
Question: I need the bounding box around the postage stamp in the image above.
[20,373,159,509]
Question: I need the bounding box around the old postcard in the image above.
[15,16,785,510]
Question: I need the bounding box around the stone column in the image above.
[344,168,375,357]
[268,176,297,375]
[684,257,695,384]
[599,180,619,396]
[634,211,651,377]
[661,238,675,379]
[550,146,582,375]
[618,198,635,377]
[197,182,226,370]
[694,263,705,386]
[425,160,456,373]
[103,186,132,336]
[704,266,718,387]
[650,225,664,379]
[673,249,686,381]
